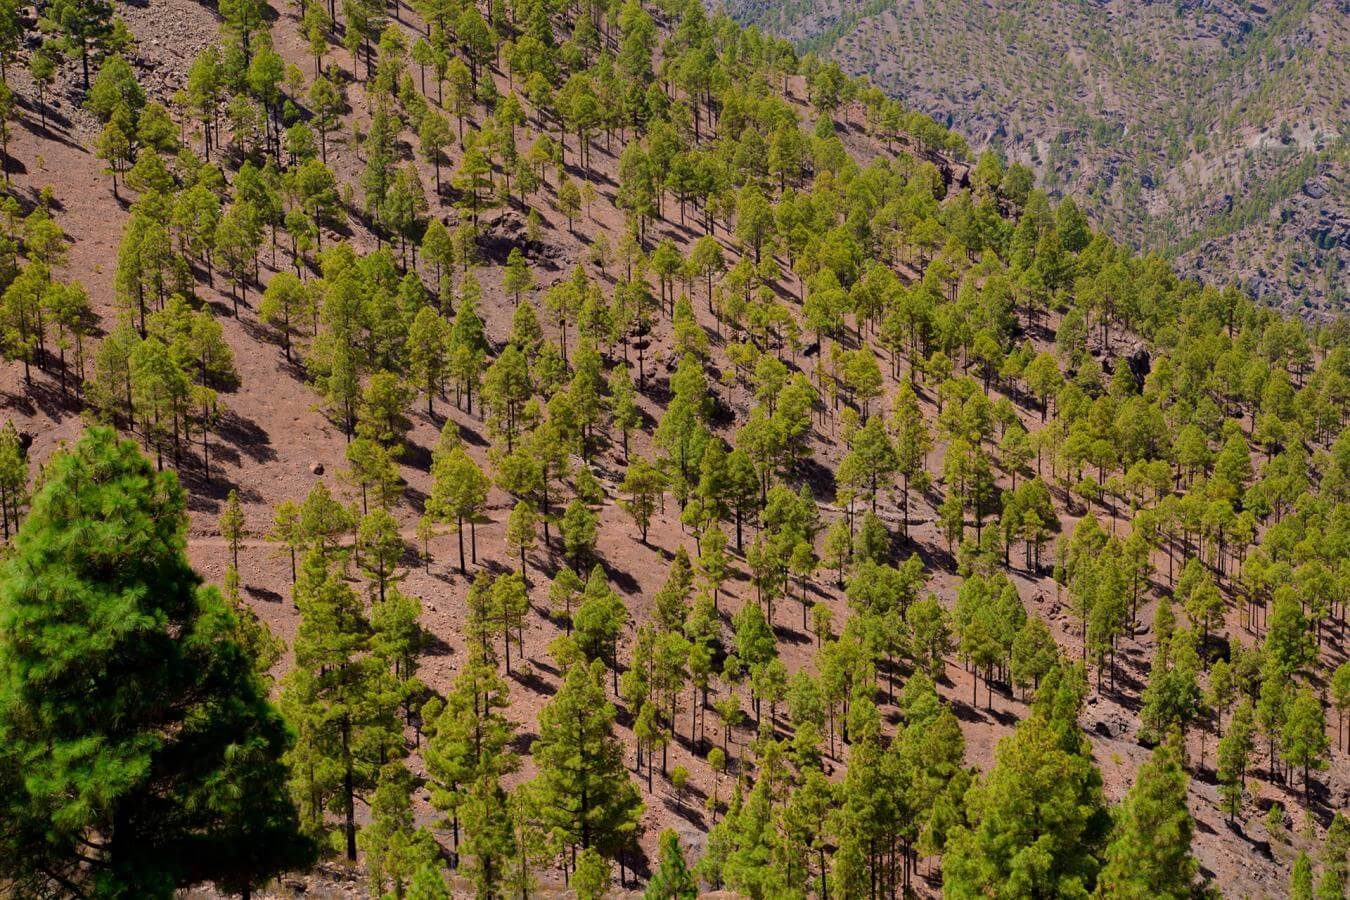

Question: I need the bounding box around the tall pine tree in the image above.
[1096,737,1197,898]
[424,638,518,876]
[942,664,1109,897]
[525,659,643,880]
[0,427,313,897]
[280,549,401,862]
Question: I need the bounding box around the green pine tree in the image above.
[423,640,518,871]
[1292,852,1314,900]
[358,762,439,898]
[942,665,1109,897]
[0,418,28,540]
[219,487,245,571]
[280,549,401,861]
[1096,737,1197,898]
[645,829,697,899]
[0,427,313,897]
[1282,688,1331,802]
[527,659,643,879]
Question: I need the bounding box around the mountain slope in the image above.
[713,0,1348,316]
[0,0,1346,896]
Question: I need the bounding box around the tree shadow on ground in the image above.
[214,408,276,463]
[245,585,284,604]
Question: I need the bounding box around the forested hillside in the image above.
[0,0,1347,897]
[711,0,1348,318]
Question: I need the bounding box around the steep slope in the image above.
[712,0,1348,317]
[0,0,1346,897]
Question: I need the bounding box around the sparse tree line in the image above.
[0,0,1346,896]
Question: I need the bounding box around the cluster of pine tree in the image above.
[0,0,1346,895]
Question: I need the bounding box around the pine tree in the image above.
[358,762,439,898]
[358,507,404,604]
[1010,614,1057,696]
[424,640,518,869]
[41,0,119,90]
[418,110,451,196]
[1139,627,1203,744]
[407,306,450,415]
[548,564,585,633]
[280,549,401,862]
[1,265,47,386]
[573,566,627,690]
[505,499,539,581]
[44,278,93,397]
[343,437,401,514]
[219,487,246,571]
[0,427,313,897]
[573,847,612,899]
[1282,688,1330,802]
[526,419,571,544]
[503,247,534,305]
[620,455,665,543]
[943,665,1109,897]
[455,142,494,225]
[371,586,424,688]
[408,861,451,899]
[483,343,532,451]
[299,479,353,559]
[608,364,641,462]
[459,763,519,897]
[1292,853,1314,900]
[1265,588,1315,679]
[429,445,489,574]
[1332,664,1350,752]
[844,414,896,512]
[0,0,23,87]
[259,271,308,362]
[561,497,599,568]
[556,176,582,233]
[0,418,28,540]
[1096,737,1197,898]
[490,572,529,674]
[1181,560,1224,651]
[1323,812,1350,885]
[645,829,697,899]
[215,201,260,314]
[1316,869,1343,900]
[357,370,412,449]
[721,769,791,898]
[527,660,643,875]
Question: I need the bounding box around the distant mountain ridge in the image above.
[710,0,1348,317]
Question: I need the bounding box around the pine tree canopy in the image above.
[0,427,313,898]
